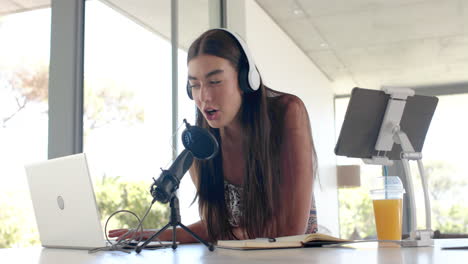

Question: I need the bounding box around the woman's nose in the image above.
[199,83,212,102]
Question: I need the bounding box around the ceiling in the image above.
[0,0,50,15]
[256,0,468,95]
[2,0,468,95]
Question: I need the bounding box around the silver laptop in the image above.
[25,153,107,249]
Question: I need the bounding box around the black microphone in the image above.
[151,120,219,203]
[151,149,193,203]
[181,119,219,160]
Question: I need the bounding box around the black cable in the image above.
[89,201,168,253]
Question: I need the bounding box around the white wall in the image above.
[242,0,339,235]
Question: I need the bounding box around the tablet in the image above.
[334,87,438,160]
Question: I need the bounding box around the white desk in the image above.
[1,240,467,264]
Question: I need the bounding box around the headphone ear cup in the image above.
[238,66,253,93]
[186,81,193,100]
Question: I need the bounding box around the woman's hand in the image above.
[108,229,157,241]
[232,227,247,240]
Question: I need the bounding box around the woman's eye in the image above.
[190,83,200,89]
[210,80,221,85]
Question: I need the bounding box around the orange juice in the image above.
[372,199,403,240]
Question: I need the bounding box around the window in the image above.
[411,93,468,233]
[83,0,211,231]
[335,92,468,239]
[0,0,217,248]
[83,0,173,230]
[0,7,51,247]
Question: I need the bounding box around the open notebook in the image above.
[217,233,350,250]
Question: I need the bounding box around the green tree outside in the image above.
[424,161,468,234]
[94,176,170,232]
[338,188,376,239]
[0,191,39,248]
[0,64,161,247]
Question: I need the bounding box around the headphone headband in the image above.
[217,28,261,92]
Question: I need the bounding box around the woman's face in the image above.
[188,54,243,129]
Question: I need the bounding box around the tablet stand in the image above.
[363,87,433,247]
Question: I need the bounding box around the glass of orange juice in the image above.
[370,176,405,241]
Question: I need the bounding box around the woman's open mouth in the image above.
[204,108,219,120]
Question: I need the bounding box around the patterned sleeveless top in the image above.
[224,181,318,234]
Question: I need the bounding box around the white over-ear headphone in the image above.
[218,28,261,93]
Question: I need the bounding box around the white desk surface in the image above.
[1,239,467,264]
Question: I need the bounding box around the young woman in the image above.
[110,28,318,243]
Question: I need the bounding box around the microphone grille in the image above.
[182,126,218,160]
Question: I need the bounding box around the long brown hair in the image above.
[188,29,291,241]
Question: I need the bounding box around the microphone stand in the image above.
[135,184,215,253]
[136,119,217,253]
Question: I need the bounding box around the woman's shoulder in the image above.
[269,91,307,119]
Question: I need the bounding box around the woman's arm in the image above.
[109,220,209,244]
[277,95,315,236]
